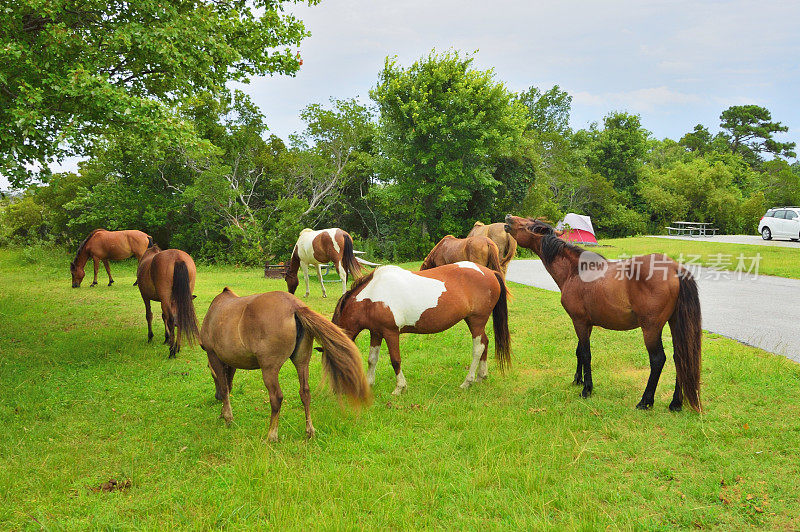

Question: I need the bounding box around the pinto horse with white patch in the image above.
[285,228,362,298]
[331,263,511,395]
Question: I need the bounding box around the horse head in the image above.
[504,215,552,251]
[70,260,85,288]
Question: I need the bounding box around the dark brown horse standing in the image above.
[420,235,504,277]
[200,289,371,441]
[332,263,510,394]
[467,221,518,274]
[504,215,702,411]
[70,229,154,287]
[136,245,199,358]
[285,228,362,298]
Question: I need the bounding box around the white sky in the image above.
[4,0,798,188]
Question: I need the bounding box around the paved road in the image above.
[650,234,800,248]
[507,259,800,363]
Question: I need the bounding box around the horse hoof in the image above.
[581,387,593,398]
[391,386,405,396]
[90,283,97,287]
[108,281,114,286]
[669,402,682,412]
[306,427,316,439]
[459,380,472,389]
[268,433,279,443]
[636,401,653,410]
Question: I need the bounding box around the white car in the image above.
[758,207,800,241]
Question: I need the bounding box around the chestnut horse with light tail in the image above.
[70,229,154,287]
[504,215,702,412]
[136,246,199,359]
[200,289,371,442]
[285,228,362,298]
[420,235,504,278]
[332,263,510,395]
[468,221,518,274]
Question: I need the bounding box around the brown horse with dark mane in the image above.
[285,228,362,298]
[136,245,199,358]
[200,289,371,441]
[468,221,518,274]
[420,235,504,278]
[332,263,510,395]
[505,215,702,412]
[70,229,154,287]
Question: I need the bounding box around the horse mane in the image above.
[531,219,602,266]
[72,228,106,264]
[332,270,375,324]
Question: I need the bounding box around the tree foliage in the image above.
[1,0,315,186]
[719,105,797,164]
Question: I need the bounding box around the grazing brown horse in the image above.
[70,229,154,287]
[420,235,504,277]
[504,215,702,412]
[468,221,518,274]
[332,263,511,395]
[200,289,371,441]
[285,228,362,298]
[136,246,199,358]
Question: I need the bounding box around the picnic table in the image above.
[665,221,719,237]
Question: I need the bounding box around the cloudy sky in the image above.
[247,0,799,143]
[6,0,797,189]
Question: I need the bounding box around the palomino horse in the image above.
[136,246,199,358]
[332,263,511,395]
[504,215,702,411]
[420,235,504,277]
[70,229,154,287]
[285,228,362,298]
[468,221,518,274]
[200,289,371,441]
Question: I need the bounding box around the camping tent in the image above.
[556,213,598,245]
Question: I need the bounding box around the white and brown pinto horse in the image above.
[200,289,371,441]
[332,263,511,395]
[285,228,362,298]
[70,229,154,287]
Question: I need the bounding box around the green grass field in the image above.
[2,247,800,529]
[598,236,800,279]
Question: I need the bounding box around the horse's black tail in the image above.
[492,271,511,373]
[147,235,155,248]
[172,261,199,348]
[341,233,362,278]
[670,271,702,412]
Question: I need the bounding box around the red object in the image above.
[560,228,598,244]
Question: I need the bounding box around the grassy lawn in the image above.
[597,236,800,279]
[1,246,799,529]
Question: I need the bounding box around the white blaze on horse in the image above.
[285,228,362,298]
[331,263,511,395]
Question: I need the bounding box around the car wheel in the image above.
[761,227,772,240]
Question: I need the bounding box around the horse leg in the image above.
[461,318,489,388]
[261,365,284,442]
[144,298,154,342]
[385,332,406,396]
[476,331,490,382]
[207,349,232,421]
[367,331,382,387]
[316,263,328,298]
[667,317,683,411]
[572,351,584,386]
[636,325,667,410]
[573,321,593,398]
[337,260,347,296]
[162,302,177,358]
[90,257,99,286]
[290,337,315,439]
[302,262,310,297]
[103,259,114,286]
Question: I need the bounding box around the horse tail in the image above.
[294,306,372,406]
[670,271,702,412]
[341,232,363,278]
[172,261,199,348]
[284,246,301,294]
[500,236,517,273]
[491,271,511,373]
[147,235,155,248]
[486,241,512,300]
